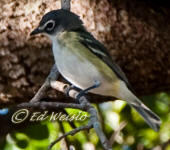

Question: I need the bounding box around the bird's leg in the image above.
[76,80,101,100]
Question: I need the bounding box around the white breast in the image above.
[51,36,115,97]
[52,41,98,86]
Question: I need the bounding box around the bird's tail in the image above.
[117,82,161,131]
[130,98,161,131]
[126,94,161,131]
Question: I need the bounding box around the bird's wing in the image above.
[77,30,134,92]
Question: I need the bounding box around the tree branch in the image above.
[45,89,112,150]
[30,65,59,103]
[48,124,92,150]
[17,101,85,110]
[61,0,71,10]
[13,78,112,150]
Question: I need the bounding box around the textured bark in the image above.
[0,0,170,106]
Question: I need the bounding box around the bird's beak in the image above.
[30,27,42,36]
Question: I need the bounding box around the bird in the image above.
[30,9,161,131]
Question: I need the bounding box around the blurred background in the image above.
[0,0,170,150]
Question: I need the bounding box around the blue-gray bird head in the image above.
[30,9,84,36]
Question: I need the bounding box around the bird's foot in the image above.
[76,80,101,101]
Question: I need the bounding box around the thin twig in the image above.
[48,124,92,150]
[30,65,59,103]
[17,101,86,111]
[109,121,127,146]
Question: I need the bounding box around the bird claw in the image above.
[76,80,101,100]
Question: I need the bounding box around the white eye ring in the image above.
[45,20,55,31]
[38,20,55,31]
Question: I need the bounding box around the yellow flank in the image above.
[112,80,121,97]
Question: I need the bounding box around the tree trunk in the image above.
[0,0,170,106]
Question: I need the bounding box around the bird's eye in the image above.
[46,21,55,31]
